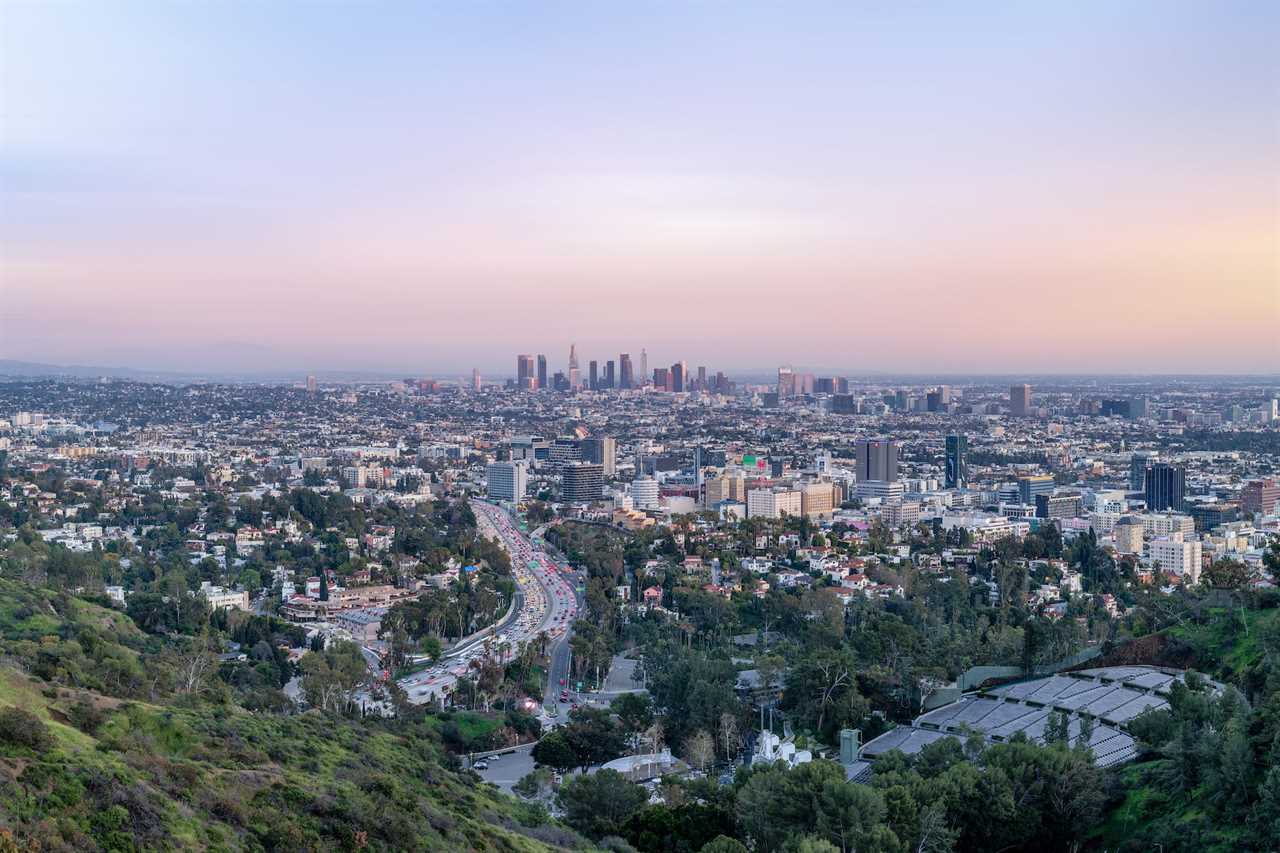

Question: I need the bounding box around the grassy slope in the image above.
[0,581,578,853]
[1089,607,1280,851]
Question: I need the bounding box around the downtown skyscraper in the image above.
[945,434,967,489]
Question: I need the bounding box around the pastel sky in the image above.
[2,1,1277,376]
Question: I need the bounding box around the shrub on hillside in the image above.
[0,706,54,751]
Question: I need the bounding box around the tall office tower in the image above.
[619,353,633,388]
[653,367,670,390]
[562,462,604,503]
[671,361,686,392]
[1145,463,1187,511]
[1130,450,1158,492]
[640,348,648,385]
[517,354,535,388]
[568,343,581,390]
[777,366,795,396]
[945,434,967,489]
[1017,474,1055,505]
[894,389,909,410]
[471,368,481,392]
[588,360,598,390]
[1010,384,1033,416]
[536,354,548,391]
[581,436,616,476]
[855,439,899,483]
[486,461,528,502]
[1242,478,1279,516]
[306,375,317,394]
[697,365,707,391]
[604,360,615,389]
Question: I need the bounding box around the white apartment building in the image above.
[1142,513,1195,538]
[199,582,250,612]
[1150,533,1202,585]
[747,488,802,519]
[882,501,921,528]
[486,460,528,502]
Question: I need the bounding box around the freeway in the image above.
[397,501,580,712]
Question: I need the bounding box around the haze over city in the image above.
[2,1,1278,375]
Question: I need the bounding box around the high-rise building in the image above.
[588,360,598,390]
[534,354,547,390]
[1130,451,1158,492]
[631,476,660,510]
[306,375,317,394]
[619,354,633,389]
[1145,463,1186,511]
[800,482,838,519]
[1242,478,1279,516]
[1150,532,1201,584]
[640,348,648,385]
[945,434,967,489]
[746,487,802,519]
[697,365,707,391]
[1036,492,1082,519]
[580,436,616,476]
[777,366,795,396]
[486,461,528,502]
[1113,517,1144,554]
[604,360,615,389]
[1010,384,1033,416]
[653,367,670,390]
[517,355,536,389]
[471,368,481,392]
[855,439,898,483]
[562,462,604,503]
[1017,474,1055,505]
[568,344,580,390]
[927,386,951,412]
[671,361,686,392]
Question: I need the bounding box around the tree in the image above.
[513,767,554,800]
[557,769,648,839]
[298,640,368,714]
[718,711,741,762]
[531,730,578,773]
[1202,558,1249,590]
[685,729,716,771]
[612,692,654,746]
[699,836,748,853]
[914,802,957,853]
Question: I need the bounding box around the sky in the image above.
[2,1,1277,377]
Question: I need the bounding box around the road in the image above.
[396,501,580,712]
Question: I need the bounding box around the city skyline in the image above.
[2,2,1278,374]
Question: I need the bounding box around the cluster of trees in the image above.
[1111,638,1280,850]
[546,733,1106,853]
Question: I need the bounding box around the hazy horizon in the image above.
[3,1,1278,374]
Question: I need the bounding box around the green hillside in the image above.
[0,579,580,852]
